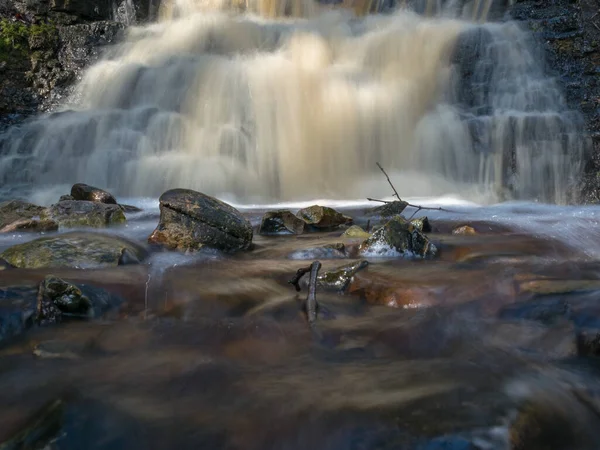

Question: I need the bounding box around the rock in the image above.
[0,217,59,233]
[0,286,38,343]
[37,275,93,324]
[119,204,142,213]
[148,189,253,252]
[70,183,117,204]
[0,231,147,269]
[59,194,75,201]
[0,199,47,230]
[366,201,408,218]
[317,260,369,291]
[43,200,126,228]
[410,216,432,233]
[296,205,353,230]
[288,243,347,260]
[453,225,476,235]
[0,258,15,270]
[259,210,305,235]
[359,216,438,258]
[341,225,371,239]
[117,248,140,265]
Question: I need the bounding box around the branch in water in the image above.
[288,265,312,292]
[305,261,321,324]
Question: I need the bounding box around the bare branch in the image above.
[305,261,321,324]
[376,162,401,200]
[288,265,312,292]
[366,197,390,203]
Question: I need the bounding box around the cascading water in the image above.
[0,0,586,204]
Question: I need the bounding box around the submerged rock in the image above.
[289,243,347,260]
[148,189,252,252]
[37,276,92,324]
[0,231,147,269]
[341,225,371,239]
[0,286,38,343]
[259,210,305,235]
[0,199,53,232]
[366,200,408,218]
[43,200,126,228]
[453,225,477,235]
[296,205,353,230]
[317,260,369,291]
[70,183,117,204]
[359,216,437,258]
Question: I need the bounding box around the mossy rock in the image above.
[296,205,353,230]
[359,216,437,258]
[0,199,47,229]
[148,189,252,252]
[410,216,431,233]
[43,200,126,228]
[259,210,305,235]
[0,232,148,269]
[317,260,369,291]
[341,225,371,239]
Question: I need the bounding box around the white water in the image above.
[0,0,586,204]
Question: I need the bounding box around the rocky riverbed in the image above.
[1,185,600,449]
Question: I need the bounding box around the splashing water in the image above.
[0,0,585,204]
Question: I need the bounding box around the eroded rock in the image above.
[148,189,252,252]
[359,216,437,258]
[0,231,147,268]
[296,205,352,230]
[43,200,126,228]
[259,210,305,235]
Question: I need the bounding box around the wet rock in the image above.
[0,231,147,269]
[0,217,59,233]
[317,260,369,291]
[117,248,140,265]
[359,216,438,258]
[0,286,38,343]
[259,210,305,235]
[43,200,126,228]
[119,204,142,213]
[288,243,347,260]
[366,201,408,218]
[0,199,47,230]
[37,275,92,324]
[453,225,477,235]
[148,188,252,252]
[70,183,117,204]
[577,329,600,357]
[296,205,353,230]
[59,194,75,202]
[341,225,371,239]
[410,216,432,233]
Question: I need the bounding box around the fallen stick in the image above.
[305,261,321,324]
[288,265,312,292]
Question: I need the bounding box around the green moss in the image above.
[0,19,58,60]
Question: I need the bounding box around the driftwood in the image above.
[288,261,322,324]
[368,162,455,219]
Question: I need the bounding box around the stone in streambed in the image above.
[317,260,369,291]
[259,210,305,235]
[0,231,148,269]
[341,225,371,239]
[0,200,58,232]
[148,189,252,252]
[410,216,432,233]
[359,216,437,258]
[70,183,117,204]
[366,201,408,218]
[37,276,93,324]
[43,200,126,228]
[453,225,476,235]
[296,205,352,230]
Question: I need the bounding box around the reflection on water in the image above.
[1,201,600,449]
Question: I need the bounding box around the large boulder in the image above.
[43,200,126,228]
[259,210,305,235]
[148,189,253,252]
[0,231,147,268]
[0,200,58,232]
[70,183,117,204]
[296,205,353,230]
[359,216,438,258]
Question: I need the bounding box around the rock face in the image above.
[259,210,305,235]
[0,199,59,232]
[70,183,117,204]
[0,231,147,268]
[359,216,437,258]
[296,205,353,230]
[43,200,126,228]
[148,189,253,252]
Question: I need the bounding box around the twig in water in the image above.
[376,162,400,200]
[144,273,151,320]
[305,261,321,324]
[288,265,312,292]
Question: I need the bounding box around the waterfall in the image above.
[0,0,586,204]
